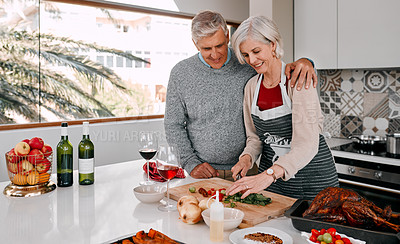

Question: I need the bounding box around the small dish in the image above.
[201,208,244,231]
[229,227,293,244]
[301,231,366,244]
[133,184,166,203]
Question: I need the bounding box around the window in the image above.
[0,1,235,127]
[116,56,123,67]
[107,56,114,67]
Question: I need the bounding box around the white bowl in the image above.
[133,184,166,203]
[201,208,244,231]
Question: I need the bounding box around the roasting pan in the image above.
[285,199,400,244]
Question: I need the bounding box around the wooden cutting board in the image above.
[169,178,297,228]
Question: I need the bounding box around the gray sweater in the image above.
[164,50,256,174]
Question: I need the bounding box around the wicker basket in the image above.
[5,151,52,186]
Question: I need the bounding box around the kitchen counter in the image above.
[326,137,399,166]
[0,160,308,244]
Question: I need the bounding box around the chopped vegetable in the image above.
[224,192,272,207]
[198,187,208,197]
[189,186,196,193]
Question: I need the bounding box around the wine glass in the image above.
[138,132,158,185]
[156,145,181,212]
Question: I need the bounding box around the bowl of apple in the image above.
[5,137,53,188]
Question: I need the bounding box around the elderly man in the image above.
[165,10,317,179]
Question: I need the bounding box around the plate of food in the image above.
[229,227,293,244]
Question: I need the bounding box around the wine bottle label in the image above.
[79,158,94,174]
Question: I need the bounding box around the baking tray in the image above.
[102,231,184,244]
[285,199,400,244]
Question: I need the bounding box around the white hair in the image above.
[232,15,284,64]
[191,10,228,43]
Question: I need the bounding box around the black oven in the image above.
[331,142,400,213]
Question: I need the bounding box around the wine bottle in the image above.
[78,122,95,185]
[57,122,73,187]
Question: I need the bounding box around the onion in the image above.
[177,195,202,224]
[199,198,215,211]
[177,195,198,211]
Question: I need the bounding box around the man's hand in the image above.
[285,58,318,90]
[231,154,252,180]
[190,162,219,179]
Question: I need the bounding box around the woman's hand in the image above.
[285,58,318,90]
[231,154,252,180]
[226,173,273,199]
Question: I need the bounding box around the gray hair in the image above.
[191,10,228,44]
[232,15,284,64]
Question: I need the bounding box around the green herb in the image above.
[225,192,272,207]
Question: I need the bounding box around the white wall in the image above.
[174,0,250,23]
[123,0,250,23]
[0,119,165,182]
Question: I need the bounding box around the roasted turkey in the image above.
[302,187,400,232]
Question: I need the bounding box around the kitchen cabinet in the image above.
[294,0,337,69]
[295,0,400,69]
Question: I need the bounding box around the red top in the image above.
[257,82,283,111]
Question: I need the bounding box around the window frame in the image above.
[1,0,239,131]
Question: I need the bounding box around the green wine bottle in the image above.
[57,122,73,187]
[78,122,95,185]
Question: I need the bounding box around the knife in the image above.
[235,173,242,181]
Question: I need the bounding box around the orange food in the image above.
[121,240,133,244]
[12,173,27,185]
[38,172,50,184]
[129,229,179,244]
[27,171,39,185]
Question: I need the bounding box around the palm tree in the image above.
[0,0,149,124]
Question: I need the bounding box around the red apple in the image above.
[35,159,51,173]
[14,142,30,156]
[6,148,20,164]
[8,161,19,174]
[27,149,45,165]
[41,144,53,157]
[18,160,34,175]
[28,137,44,150]
[22,139,30,144]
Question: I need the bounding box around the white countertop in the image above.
[0,160,308,244]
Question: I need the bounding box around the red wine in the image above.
[157,165,179,180]
[139,149,157,160]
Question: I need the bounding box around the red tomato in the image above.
[211,188,215,191]
[207,190,212,195]
[327,228,336,236]
[341,237,351,244]
[332,237,336,243]
[334,235,341,240]
[311,229,320,237]
[310,235,317,242]
[320,229,326,235]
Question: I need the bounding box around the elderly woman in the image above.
[226,16,339,200]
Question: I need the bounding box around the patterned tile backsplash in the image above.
[318,69,400,138]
